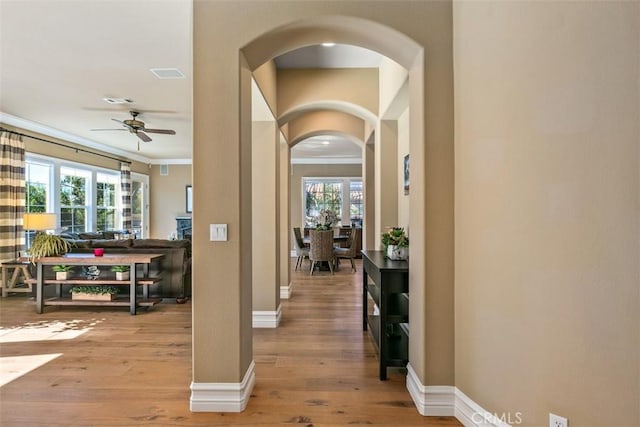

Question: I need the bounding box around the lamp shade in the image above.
[23,213,57,231]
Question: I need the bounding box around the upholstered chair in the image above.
[334,228,361,272]
[308,229,335,275]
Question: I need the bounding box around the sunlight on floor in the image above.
[0,319,102,344]
[0,353,62,387]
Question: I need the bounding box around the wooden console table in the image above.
[1,259,36,297]
[34,253,164,315]
[362,250,409,380]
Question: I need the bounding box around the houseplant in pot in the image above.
[381,227,409,260]
[70,285,119,301]
[29,233,72,264]
[111,265,130,281]
[52,265,73,280]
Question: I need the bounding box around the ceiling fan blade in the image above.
[137,131,152,142]
[91,128,127,131]
[111,118,126,125]
[143,128,176,135]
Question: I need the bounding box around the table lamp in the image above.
[23,213,57,251]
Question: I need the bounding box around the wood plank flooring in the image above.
[0,259,460,426]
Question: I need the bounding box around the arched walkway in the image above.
[192,3,454,416]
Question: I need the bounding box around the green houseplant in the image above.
[70,285,119,301]
[381,227,409,260]
[52,264,74,280]
[110,265,130,281]
[29,233,72,264]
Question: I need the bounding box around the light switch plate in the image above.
[210,224,227,241]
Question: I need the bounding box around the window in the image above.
[60,167,90,233]
[130,176,146,238]
[303,177,364,228]
[25,162,51,213]
[304,179,343,226]
[349,180,363,227]
[25,155,150,237]
[96,173,119,231]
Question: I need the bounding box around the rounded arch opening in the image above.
[242,15,422,72]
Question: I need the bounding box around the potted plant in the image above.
[381,227,409,260]
[70,285,119,301]
[29,233,72,264]
[111,265,130,281]
[52,265,73,280]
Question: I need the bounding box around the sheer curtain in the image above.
[0,130,25,261]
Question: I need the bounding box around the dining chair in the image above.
[308,229,335,275]
[293,227,309,271]
[334,227,361,273]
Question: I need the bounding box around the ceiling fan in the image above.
[91,110,176,145]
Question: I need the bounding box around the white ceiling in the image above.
[1,2,379,164]
[291,135,362,164]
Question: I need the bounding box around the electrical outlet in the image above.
[550,413,568,427]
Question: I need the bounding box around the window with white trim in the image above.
[60,167,91,233]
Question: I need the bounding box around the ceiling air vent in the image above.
[103,97,133,104]
[150,68,185,79]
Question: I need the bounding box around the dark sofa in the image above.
[61,236,191,301]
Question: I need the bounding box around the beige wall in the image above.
[454,1,639,425]
[149,164,191,239]
[277,68,378,120]
[397,108,409,229]
[252,121,280,312]
[379,56,408,118]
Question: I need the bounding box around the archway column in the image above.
[190,47,255,411]
[252,120,282,327]
[375,119,399,245]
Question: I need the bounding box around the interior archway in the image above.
[191,3,455,414]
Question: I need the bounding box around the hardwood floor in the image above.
[0,259,460,426]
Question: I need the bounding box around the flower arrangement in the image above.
[314,209,339,231]
[382,227,409,260]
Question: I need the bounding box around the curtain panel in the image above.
[120,162,132,231]
[0,131,25,261]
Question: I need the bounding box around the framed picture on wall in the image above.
[186,185,193,213]
[404,154,410,195]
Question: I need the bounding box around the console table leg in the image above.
[36,262,43,314]
[129,263,137,315]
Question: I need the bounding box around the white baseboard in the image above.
[252,305,282,328]
[406,364,511,427]
[190,361,255,412]
[406,364,455,416]
[454,388,512,427]
[280,282,292,299]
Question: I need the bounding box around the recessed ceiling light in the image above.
[150,68,185,79]
[321,42,336,47]
[321,140,330,145]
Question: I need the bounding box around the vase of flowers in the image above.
[381,227,409,260]
[314,209,339,231]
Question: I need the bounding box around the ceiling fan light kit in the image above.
[92,110,176,149]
